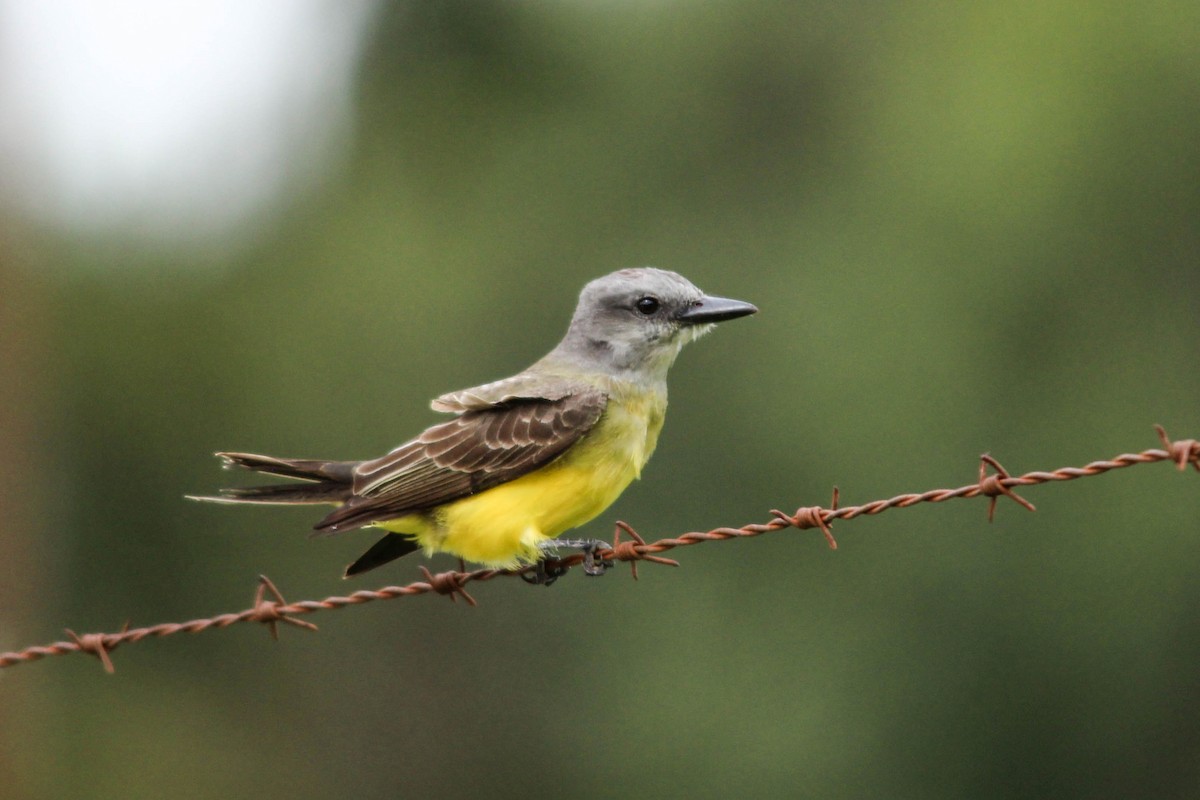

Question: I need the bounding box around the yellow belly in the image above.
[378,392,665,567]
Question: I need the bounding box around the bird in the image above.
[190,268,757,580]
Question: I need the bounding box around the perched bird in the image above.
[191,268,756,579]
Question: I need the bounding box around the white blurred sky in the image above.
[0,0,378,251]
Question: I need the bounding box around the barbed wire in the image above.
[3,424,1196,673]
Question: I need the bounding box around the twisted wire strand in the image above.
[2,425,1195,672]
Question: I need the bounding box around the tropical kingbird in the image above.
[192,268,756,578]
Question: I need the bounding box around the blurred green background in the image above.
[2,2,1198,798]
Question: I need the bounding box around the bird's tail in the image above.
[186,452,357,506]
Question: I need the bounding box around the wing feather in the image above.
[494,409,520,445]
[313,391,607,532]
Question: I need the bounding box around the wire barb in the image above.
[2,424,1195,672]
[771,486,840,549]
[249,575,318,640]
[606,520,681,580]
[418,566,478,606]
[1155,424,1200,472]
[64,622,128,674]
[977,454,1037,521]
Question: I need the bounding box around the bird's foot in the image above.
[519,557,570,587]
[550,538,614,577]
[522,539,613,584]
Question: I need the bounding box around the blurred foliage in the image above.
[3,2,1199,798]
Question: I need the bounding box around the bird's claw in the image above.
[531,538,614,579]
[519,558,569,587]
[554,538,613,576]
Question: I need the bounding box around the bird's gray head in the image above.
[546,267,757,382]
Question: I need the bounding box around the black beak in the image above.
[677,295,758,325]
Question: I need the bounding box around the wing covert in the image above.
[313,392,607,532]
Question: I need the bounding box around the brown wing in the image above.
[313,392,607,533]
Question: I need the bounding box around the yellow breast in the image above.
[419,389,667,567]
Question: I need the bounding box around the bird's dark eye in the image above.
[635,296,660,315]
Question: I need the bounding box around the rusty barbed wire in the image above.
[2,424,1195,673]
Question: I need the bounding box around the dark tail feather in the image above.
[344,533,422,577]
[216,452,356,483]
[198,483,352,505]
[186,452,356,506]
